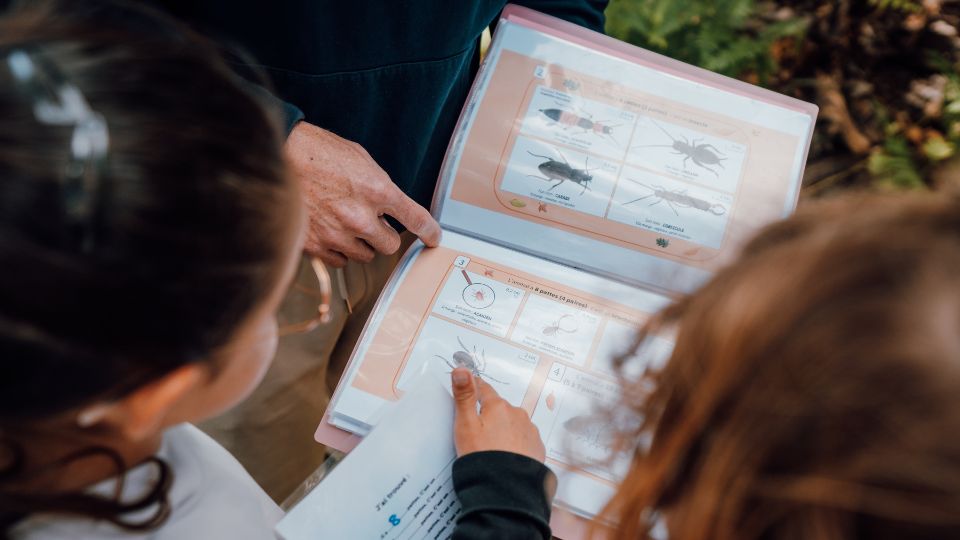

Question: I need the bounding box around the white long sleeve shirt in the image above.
[11,423,283,540]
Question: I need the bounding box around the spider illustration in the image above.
[542,314,578,337]
[435,336,508,385]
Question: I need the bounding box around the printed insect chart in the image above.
[307,6,817,540]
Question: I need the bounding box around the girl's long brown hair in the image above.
[600,193,960,539]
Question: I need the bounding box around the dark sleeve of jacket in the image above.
[513,0,609,34]
[241,78,304,135]
[451,451,556,540]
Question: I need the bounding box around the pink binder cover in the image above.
[313,411,360,453]
[498,4,817,221]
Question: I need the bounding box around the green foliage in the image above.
[604,0,959,191]
[868,0,922,13]
[866,104,925,189]
[923,136,955,162]
[868,136,925,190]
[931,55,960,147]
[605,0,807,82]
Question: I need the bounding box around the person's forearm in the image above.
[451,451,555,539]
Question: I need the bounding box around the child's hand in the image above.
[451,368,546,462]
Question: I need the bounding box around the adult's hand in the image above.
[451,368,545,462]
[285,122,442,267]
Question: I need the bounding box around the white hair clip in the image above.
[6,49,110,252]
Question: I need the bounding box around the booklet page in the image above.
[323,231,672,519]
[434,12,817,293]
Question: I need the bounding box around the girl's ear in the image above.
[80,364,208,441]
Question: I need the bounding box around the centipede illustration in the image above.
[622,182,726,217]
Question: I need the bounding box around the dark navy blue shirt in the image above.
[156,1,607,209]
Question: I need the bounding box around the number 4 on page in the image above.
[548,362,566,382]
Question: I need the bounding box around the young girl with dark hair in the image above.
[0,1,553,539]
[0,1,302,536]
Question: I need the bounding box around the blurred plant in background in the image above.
[606,0,808,83]
[605,0,960,195]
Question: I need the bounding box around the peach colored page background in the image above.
[348,245,650,413]
[341,244,647,539]
[450,50,802,267]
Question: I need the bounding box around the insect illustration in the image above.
[563,414,614,449]
[483,269,494,278]
[461,270,495,309]
[462,283,496,309]
[633,119,726,178]
[562,78,581,91]
[538,202,548,213]
[622,182,727,217]
[527,149,595,195]
[538,104,620,145]
[542,314,578,337]
[435,336,509,385]
[656,237,670,248]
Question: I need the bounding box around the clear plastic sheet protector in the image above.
[311,5,818,537]
[435,5,817,295]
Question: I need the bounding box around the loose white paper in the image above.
[279,377,461,539]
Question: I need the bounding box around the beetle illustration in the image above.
[622,182,727,217]
[435,336,508,385]
[538,104,620,146]
[633,119,727,178]
[526,149,595,195]
[540,107,617,137]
